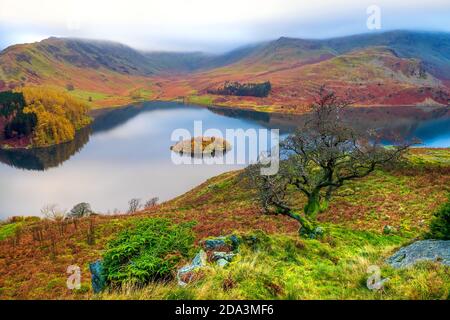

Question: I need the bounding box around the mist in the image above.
[1,0,450,52]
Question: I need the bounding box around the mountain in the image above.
[206,31,450,79]
[0,37,260,84]
[0,31,449,110]
[144,43,263,73]
[174,31,450,110]
[325,31,450,80]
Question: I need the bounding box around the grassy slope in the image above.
[167,47,449,113]
[0,148,449,299]
[0,39,160,109]
[1,33,450,113]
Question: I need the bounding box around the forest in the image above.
[0,87,91,147]
[208,81,272,98]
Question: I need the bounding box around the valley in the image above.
[1,31,449,112]
[0,28,449,302]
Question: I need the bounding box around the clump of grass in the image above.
[102,218,196,288]
[426,196,450,240]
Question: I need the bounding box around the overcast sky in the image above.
[0,0,449,52]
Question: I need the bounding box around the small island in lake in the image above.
[170,136,231,156]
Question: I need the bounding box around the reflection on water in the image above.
[209,105,450,143]
[0,101,448,217]
[0,126,91,171]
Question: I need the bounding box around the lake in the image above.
[0,101,449,218]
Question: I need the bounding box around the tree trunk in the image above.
[319,186,334,212]
[304,190,321,218]
[285,210,315,236]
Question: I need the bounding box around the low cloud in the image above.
[0,0,449,52]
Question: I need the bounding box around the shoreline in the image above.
[2,101,449,151]
[90,97,450,118]
[1,147,449,221]
[0,124,92,151]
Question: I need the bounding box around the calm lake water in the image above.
[0,102,449,218]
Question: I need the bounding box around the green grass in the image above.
[68,89,109,103]
[407,148,450,166]
[1,149,448,300]
[102,218,196,286]
[187,95,214,106]
[255,105,274,112]
[0,222,23,241]
[99,225,449,300]
[0,216,41,241]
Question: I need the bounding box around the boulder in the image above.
[203,235,240,251]
[204,237,228,250]
[191,249,207,267]
[177,235,242,285]
[89,260,106,294]
[300,226,325,239]
[216,258,229,268]
[386,240,450,268]
[212,251,236,262]
[177,250,207,286]
[229,234,241,250]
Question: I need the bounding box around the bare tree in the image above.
[41,204,66,221]
[144,197,159,209]
[247,86,411,237]
[41,204,68,236]
[128,198,142,213]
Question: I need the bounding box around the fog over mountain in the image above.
[1,0,450,52]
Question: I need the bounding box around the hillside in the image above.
[0,31,450,111]
[172,31,450,111]
[0,148,449,299]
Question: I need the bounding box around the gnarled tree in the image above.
[247,86,411,237]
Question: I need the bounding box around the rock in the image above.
[386,240,450,268]
[383,225,397,235]
[313,226,324,237]
[89,260,106,294]
[216,258,229,268]
[177,250,207,286]
[300,226,325,239]
[212,251,236,262]
[191,249,207,267]
[203,236,232,251]
[202,235,241,252]
[229,234,241,250]
[204,237,227,250]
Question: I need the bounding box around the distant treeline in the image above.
[208,81,272,98]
